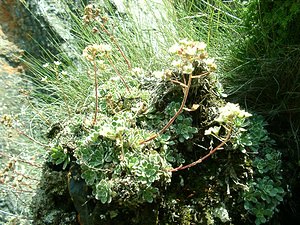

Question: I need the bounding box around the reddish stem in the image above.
[100,24,132,70]
[169,127,232,172]
[107,57,131,93]
[92,59,98,126]
[140,73,192,144]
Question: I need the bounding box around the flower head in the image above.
[215,102,252,123]
[205,126,221,136]
[131,67,145,77]
[184,46,197,56]
[171,59,182,68]
[204,58,217,71]
[82,44,112,61]
[182,63,194,74]
[83,4,101,23]
[54,61,61,66]
[195,41,207,51]
[153,70,165,79]
[169,43,182,54]
[42,63,49,68]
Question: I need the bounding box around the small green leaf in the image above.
[183,133,190,140]
[81,170,97,186]
[179,137,185,143]
[143,190,154,203]
[95,179,111,204]
[62,156,70,170]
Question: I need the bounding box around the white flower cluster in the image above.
[168,39,216,74]
[82,4,101,23]
[205,102,252,137]
[215,102,252,123]
[82,44,112,62]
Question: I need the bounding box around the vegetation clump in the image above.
[34,3,283,223]
[1,1,288,224]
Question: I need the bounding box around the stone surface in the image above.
[0,0,175,224]
[0,1,42,224]
[0,0,82,56]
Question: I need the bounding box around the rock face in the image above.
[0,0,85,56]
[30,164,78,225]
[1,0,173,55]
[1,0,50,55]
[110,0,175,56]
[0,14,31,225]
[0,0,69,224]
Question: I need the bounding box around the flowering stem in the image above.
[92,59,98,126]
[100,24,132,70]
[158,73,192,134]
[140,71,209,144]
[140,73,193,144]
[169,127,232,172]
[107,56,131,93]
